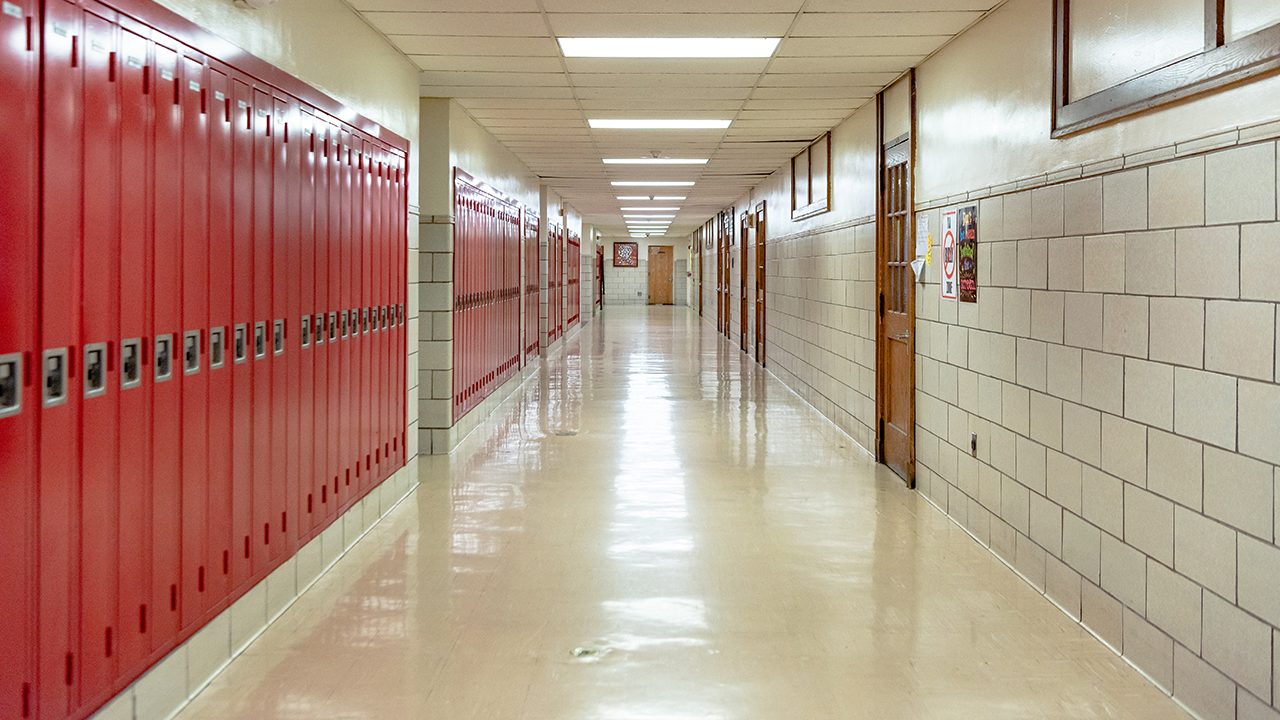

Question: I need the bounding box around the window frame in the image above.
[1053,0,1280,137]
[791,132,832,220]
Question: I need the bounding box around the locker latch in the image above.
[315,314,326,345]
[301,315,311,348]
[328,312,338,342]
[0,353,22,417]
[183,331,200,375]
[272,320,285,355]
[84,343,107,397]
[253,322,266,359]
[339,311,348,339]
[210,327,226,368]
[43,348,68,407]
[155,335,173,381]
[234,324,248,364]
[360,308,368,335]
[121,338,142,388]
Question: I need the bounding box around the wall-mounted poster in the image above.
[940,209,958,300]
[613,241,639,267]
[957,204,979,303]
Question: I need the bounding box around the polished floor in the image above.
[177,307,1184,720]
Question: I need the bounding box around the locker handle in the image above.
[70,34,78,68]
[84,344,107,398]
[108,51,116,82]
[42,348,68,407]
[121,339,142,388]
[0,353,21,417]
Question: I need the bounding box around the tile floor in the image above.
[175,307,1185,720]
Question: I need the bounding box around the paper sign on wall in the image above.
[915,215,929,260]
[940,209,958,300]
[957,204,979,303]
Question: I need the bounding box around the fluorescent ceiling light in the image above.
[624,215,676,219]
[590,119,731,130]
[560,37,780,58]
[603,158,707,165]
[617,195,687,201]
[620,207,680,211]
[612,181,695,187]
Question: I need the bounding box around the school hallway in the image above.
[172,307,1179,720]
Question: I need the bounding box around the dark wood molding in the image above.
[1053,0,1280,138]
[791,132,833,221]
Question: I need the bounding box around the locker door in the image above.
[326,121,341,522]
[0,0,39,715]
[284,98,302,551]
[298,110,316,539]
[78,9,121,706]
[39,3,83,714]
[231,79,256,586]
[116,27,153,679]
[251,88,272,575]
[269,96,289,561]
[374,150,386,481]
[207,66,234,602]
[355,140,369,494]
[151,39,183,646]
[312,116,330,527]
[323,123,338,519]
[339,128,353,505]
[358,139,373,486]
[179,54,209,628]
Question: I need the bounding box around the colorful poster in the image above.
[957,204,979,303]
[940,209,957,300]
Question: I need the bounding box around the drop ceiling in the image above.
[348,0,1002,238]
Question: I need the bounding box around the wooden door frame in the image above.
[874,69,917,489]
[740,212,749,351]
[755,201,767,366]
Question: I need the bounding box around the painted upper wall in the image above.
[916,0,1280,202]
[153,0,418,145]
[450,102,542,212]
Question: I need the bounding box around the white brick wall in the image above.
[916,136,1280,720]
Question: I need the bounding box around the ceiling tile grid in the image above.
[349,0,1000,236]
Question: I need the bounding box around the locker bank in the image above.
[3,1,1280,719]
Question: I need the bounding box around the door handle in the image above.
[893,332,910,341]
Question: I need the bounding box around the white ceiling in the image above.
[349,0,1001,238]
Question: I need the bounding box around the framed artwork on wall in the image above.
[613,241,639,267]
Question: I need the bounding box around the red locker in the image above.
[326,121,342,521]
[298,110,316,539]
[179,53,210,629]
[269,96,288,562]
[206,66,234,602]
[39,3,84,714]
[78,8,121,705]
[280,97,302,553]
[115,26,153,680]
[322,120,337,517]
[251,87,273,576]
[338,128,354,505]
[524,209,539,362]
[360,139,374,489]
[0,0,39,716]
[230,78,256,588]
[312,117,331,527]
[150,37,183,646]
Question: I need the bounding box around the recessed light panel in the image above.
[620,207,680,211]
[603,158,707,165]
[560,37,780,58]
[612,181,695,187]
[590,119,731,130]
[616,195,687,201]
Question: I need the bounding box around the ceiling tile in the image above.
[365,12,545,37]
[789,11,983,36]
[547,13,793,37]
[391,36,560,56]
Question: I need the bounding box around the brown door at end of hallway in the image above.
[754,202,767,365]
[648,245,674,305]
[877,129,915,487]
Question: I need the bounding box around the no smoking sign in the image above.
[941,209,958,299]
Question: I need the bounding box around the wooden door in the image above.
[721,214,731,339]
[647,245,674,304]
[754,202,766,365]
[715,221,724,331]
[876,93,916,487]
[740,213,749,350]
